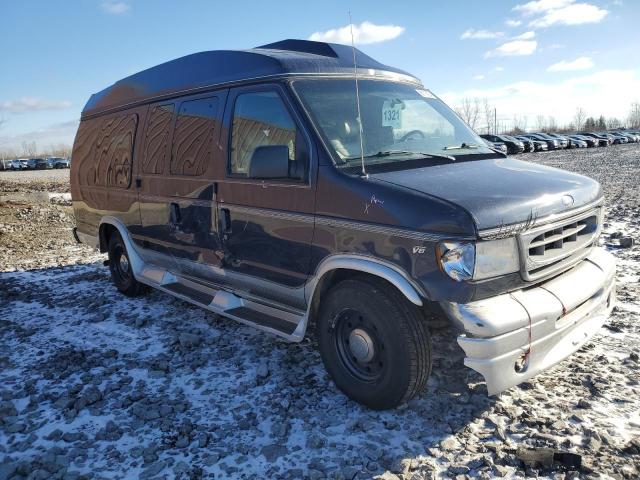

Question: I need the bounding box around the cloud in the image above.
[460,29,504,40]
[513,0,575,15]
[511,31,536,40]
[491,66,505,72]
[547,56,594,71]
[530,3,608,27]
[101,2,131,14]
[0,98,72,113]
[309,21,404,45]
[473,75,485,80]
[441,69,640,126]
[0,120,79,151]
[513,1,608,28]
[505,19,523,27]
[485,40,538,58]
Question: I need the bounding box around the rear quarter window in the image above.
[75,113,138,188]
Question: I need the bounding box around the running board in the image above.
[136,264,304,341]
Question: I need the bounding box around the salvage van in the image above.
[71,39,615,409]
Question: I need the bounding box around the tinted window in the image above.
[230,91,298,177]
[91,113,138,188]
[142,104,174,175]
[170,97,219,176]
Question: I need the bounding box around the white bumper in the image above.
[440,248,616,395]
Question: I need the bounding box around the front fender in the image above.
[304,254,425,307]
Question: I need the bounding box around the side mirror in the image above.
[249,145,289,179]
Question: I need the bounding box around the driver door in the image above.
[214,84,317,308]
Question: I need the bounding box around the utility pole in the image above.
[494,108,497,135]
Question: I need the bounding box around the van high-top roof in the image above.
[82,39,420,119]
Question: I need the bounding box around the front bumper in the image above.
[440,248,615,395]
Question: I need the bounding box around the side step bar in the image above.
[137,265,305,341]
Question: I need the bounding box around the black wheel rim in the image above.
[331,308,386,383]
[112,244,131,285]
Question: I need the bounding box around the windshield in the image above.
[293,79,493,166]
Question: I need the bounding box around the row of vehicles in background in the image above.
[480,130,640,155]
[2,157,71,170]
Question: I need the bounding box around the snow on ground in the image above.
[1,145,639,479]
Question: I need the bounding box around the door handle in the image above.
[220,207,231,233]
[169,202,181,224]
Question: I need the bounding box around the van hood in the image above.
[369,157,602,231]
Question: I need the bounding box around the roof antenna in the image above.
[349,12,367,178]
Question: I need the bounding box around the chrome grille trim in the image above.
[517,207,602,281]
[478,197,604,240]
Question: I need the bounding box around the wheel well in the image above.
[308,270,412,329]
[308,269,444,332]
[98,223,118,253]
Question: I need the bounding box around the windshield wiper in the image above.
[342,150,456,163]
[442,142,480,150]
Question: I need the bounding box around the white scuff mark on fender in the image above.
[364,194,384,214]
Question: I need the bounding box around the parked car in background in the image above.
[568,134,597,148]
[523,133,559,150]
[34,158,54,169]
[516,136,548,151]
[48,157,71,168]
[515,136,535,152]
[482,138,508,154]
[567,137,587,148]
[480,134,524,154]
[9,159,28,170]
[615,132,638,143]
[546,133,570,149]
[603,132,626,144]
[578,132,610,147]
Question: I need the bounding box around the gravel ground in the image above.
[0,146,639,479]
[0,169,70,194]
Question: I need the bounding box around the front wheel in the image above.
[316,276,432,410]
[107,231,147,297]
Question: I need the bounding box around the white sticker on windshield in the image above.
[382,101,402,128]
[416,89,436,99]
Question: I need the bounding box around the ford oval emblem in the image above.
[561,194,574,207]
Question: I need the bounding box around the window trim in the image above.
[226,83,312,184]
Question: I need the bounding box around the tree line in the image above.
[454,98,640,135]
[0,141,72,160]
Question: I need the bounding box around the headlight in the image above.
[437,237,520,282]
[437,242,475,281]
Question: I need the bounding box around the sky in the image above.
[0,0,638,153]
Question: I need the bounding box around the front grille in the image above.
[518,208,601,281]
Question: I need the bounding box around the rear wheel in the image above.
[107,231,147,297]
[316,276,431,410]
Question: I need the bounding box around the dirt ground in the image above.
[0,147,639,479]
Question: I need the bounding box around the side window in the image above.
[230,91,302,179]
[93,113,138,188]
[142,104,174,175]
[170,96,219,176]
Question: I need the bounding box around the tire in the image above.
[316,276,432,410]
[107,231,147,297]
